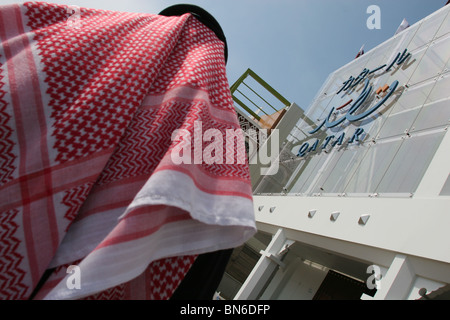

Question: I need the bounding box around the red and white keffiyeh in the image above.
[0,2,255,300]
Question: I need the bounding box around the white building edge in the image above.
[218,4,450,300]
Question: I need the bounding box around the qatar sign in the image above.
[297,49,411,158]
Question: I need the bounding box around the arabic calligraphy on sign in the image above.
[297,49,411,158]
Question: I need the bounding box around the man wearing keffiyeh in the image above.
[0,1,255,300]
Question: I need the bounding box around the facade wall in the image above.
[233,5,450,300]
[253,5,450,199]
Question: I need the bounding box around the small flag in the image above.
[355,45,365,59]
[395,18,410,35]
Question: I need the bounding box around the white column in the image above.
[234,228,289,300]
[369,254,416,300]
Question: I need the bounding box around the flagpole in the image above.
[395,18,410,36]
[355,44,365,59]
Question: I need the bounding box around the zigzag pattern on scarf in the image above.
[0,54,16,186]
[0,209,28,300]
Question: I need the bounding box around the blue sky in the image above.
[1,0,447,111]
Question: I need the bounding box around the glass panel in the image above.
[408,37,450,85]
[317,144,369,194]
[253,175,283,194]
[338,54,372,81]
[307,148,347,194]
[377,109,419,139]
[440,174,450,196]
[364,46,423,100]
[296,152,331,194]
[284,158,308,192]
[392,23,421,52]
[289,153,327,194]
[306,93,337,128]
[253,161,293,194]
[425,68,450,104]
[391,79,434,113]
[287,124,308,143]
[364,38,398,72]
[360,86,407,139]
[344,139,403,193]
[376,80,434,139]
[412,99,450,132]
[376,131,446,193]
[435,9,450,39]
[311,72,338,100]
[326,74,352,96]
[408,10,447,51]
[386,47,426,87]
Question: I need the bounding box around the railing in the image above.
[231,69,293,162]
[230,68,291,125]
